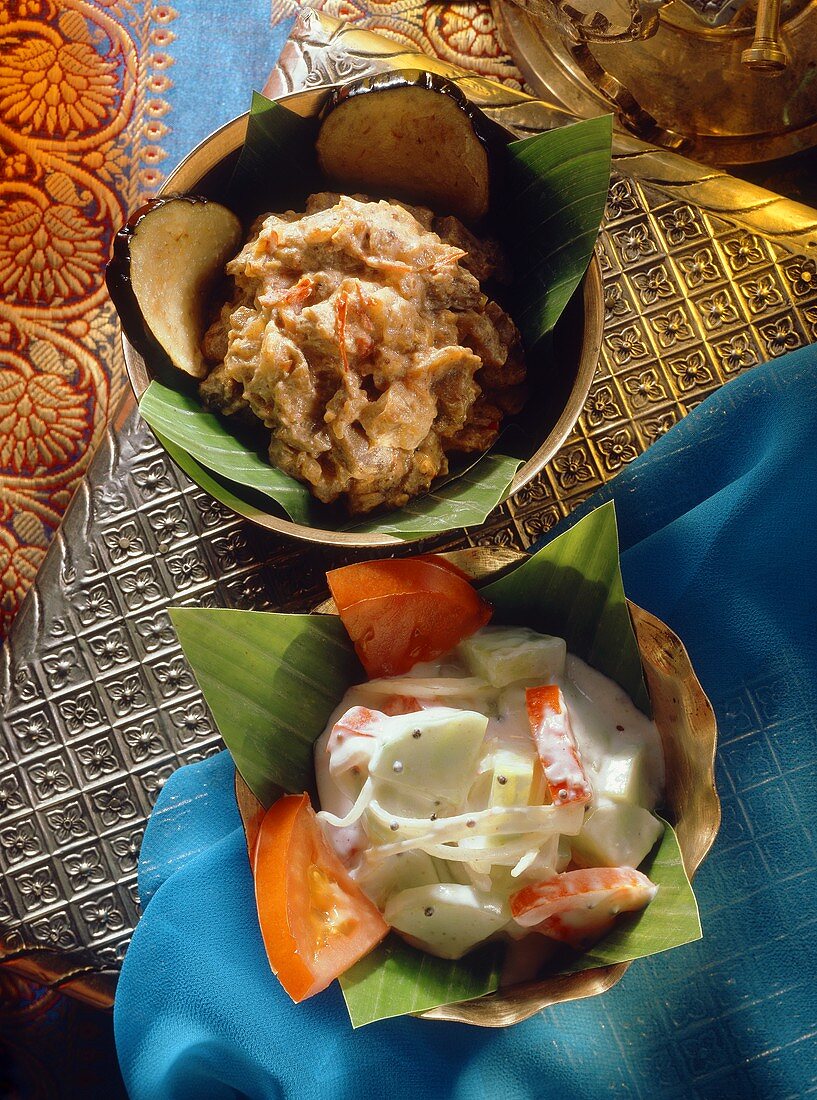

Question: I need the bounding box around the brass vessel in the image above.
[495,0,817,165]
[121,87,604,549]
[235,546,720,1027]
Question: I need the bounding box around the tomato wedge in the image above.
[526,685,592,806]
[511,867,657,948]
[253,793,388,1002]
[326,556,492,677]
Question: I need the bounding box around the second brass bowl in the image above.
[234,546,720,1026]
[121,85,604,549]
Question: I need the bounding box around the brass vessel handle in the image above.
[741,0,787,73]
[507,0,664,43]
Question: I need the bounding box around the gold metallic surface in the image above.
[121,90,603,549]
[742,0,788,71]
[234,548,720,1027]
[494,0,817,164]
[236,772,266,861]
[275,9,817,249]
[0,957,115,1011]
[629,602,721,876]
[741,41,787,70]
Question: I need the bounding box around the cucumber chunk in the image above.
[385,883,509,959]
[571,798,663,869]
[488,747,536,808]
[354,849,441,907]
[595,744,654,808]
[369,707,488,806]
[458,627,566,688]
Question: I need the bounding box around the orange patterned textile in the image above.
[0,0,177,640]
[0,2,518,1085]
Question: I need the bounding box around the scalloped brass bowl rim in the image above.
[234,547,721,1027]
[120,87,604,548]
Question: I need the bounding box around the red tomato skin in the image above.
[525,685,592,806]
[253,794,315,1001]
[327,556,472,609]
[253,793,388,1002]
[526,684,562,718]
[511,867,656,924]
[533,912,616,949]
[380,694,421,715]
[327,558,492,677]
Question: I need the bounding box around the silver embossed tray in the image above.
[2,9,817,1008]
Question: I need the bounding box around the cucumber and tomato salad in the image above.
[251,554,663,1003]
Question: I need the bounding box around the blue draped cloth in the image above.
[114,347,817,1098]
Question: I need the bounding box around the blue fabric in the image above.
[161,3,294,171]
[114,348,817,1099]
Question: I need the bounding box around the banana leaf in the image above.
[138,92,611,539]
[338,937,504,1029]
[142,380,522,536]
[481,500,650,714]
[168,609,361,807]
[170,503,702,1026]
[499,113,612,348]
[143,383,317,525]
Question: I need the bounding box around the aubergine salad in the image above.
[108,74,532,516]
[199,193,525,514]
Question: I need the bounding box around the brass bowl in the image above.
[120,86,604,549]
[235,546,721,1026]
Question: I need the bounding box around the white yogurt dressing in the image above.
[314,625,665,963]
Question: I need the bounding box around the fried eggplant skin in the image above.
[106,194,242,380]
[316,70,505,224]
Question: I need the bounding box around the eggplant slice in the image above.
[316,71,493,223]
[107,196,241,380]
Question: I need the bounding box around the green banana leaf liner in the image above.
[138,88,612,539]
[170,502,721,1027]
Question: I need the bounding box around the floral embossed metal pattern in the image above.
[0,405,373,998]
[2,7,817,1005]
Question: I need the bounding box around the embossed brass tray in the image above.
[120,89,604,548]
[234,546,721,1027]
[0,9,812,1011]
